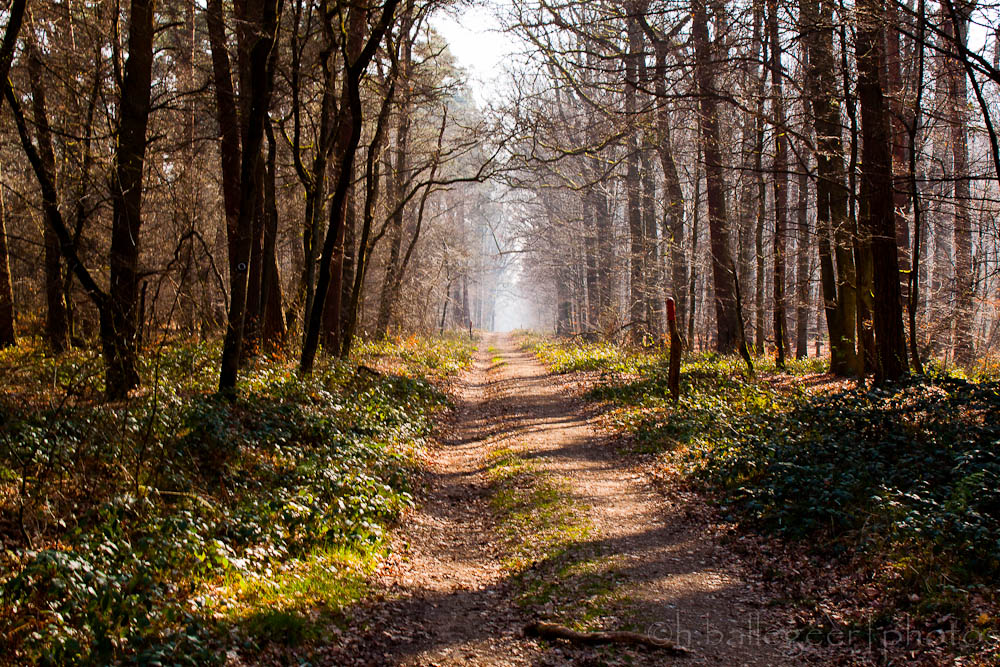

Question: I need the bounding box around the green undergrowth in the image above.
[486,446,626,631]
[354,331,476,379]
[525,335,1000,617]
[520,334,660,376]
[0,333,472,665]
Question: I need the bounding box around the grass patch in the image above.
[219,543,381,646]
[0,334,472,664]
[486,446,589,572]
[519,334,660,376]
[354,332,475,379]
[485,446,628,631]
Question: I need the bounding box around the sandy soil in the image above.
[317,333,827,666]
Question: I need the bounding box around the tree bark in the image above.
[301,0,401,373]
[693,0,741,354]
[856,0,909,382]
[0,171,14,348]
[104,0,155,398]
[795,150,812,358]
[625,6,646,342]
[886,0,913,312]
[652,42,688,332]
[374,3,415,340]
[205,0,242,278]
[339,183,357,340]
[798,0,859,375]
[946,1,974,364]
[219,0,281,392]
[26,37,69,353]
[261,117,286,347]
[768,0,788,367]
[3,82,121,393]
[0,0,26,348]
[340,72,397,359]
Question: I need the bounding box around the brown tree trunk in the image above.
[886,0,913,312]
[261,117,286,347]
[205,0,242,278]
[641,138,661,338]
[297,2,339,333]
[339,183,357,340]
[219,0,280,391]
[0,174,14,348]
[583,191,600,330]
[768,0,788,367]
[653,42,688,331]
[906,0,928,375]
[3,80,120,395]
[593,184,613,328]
[0,0,26,348]
[856,0,909,382]
[947,1,974,364]
[795,152,812,358]
[341,74,396,359]
[105,0,155,398]
[749,0,767,355]
[301,0,401,373]
[26,38,69,353]
[688,150,701,344]
[625,7,646,342]
[693,0,741,354]
[798,0,859,376]
[929,25,953,355]
[374,4,415,340]
[243,156,266,355]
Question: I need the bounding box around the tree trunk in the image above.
[374,4,415,340]
[652,43,688,331]
[219,0,280,392]
[693,0,741,354]
[687,152,701,344]
[583,191,600,330]
[641,139,661,338]
[593,184,613,329]
[339,183,357,340]
[26,39,69,353]
[798,0,859,376]
[768,0,788,367]
[625,8,646,342]
[301,0,400,373]
[0,173,14,348]
[261,117,286,347]
[0,0,26,348]
[947,1,974,364]
[340,73,397,359]
[795,152,812,358]
[856,0,909,382]
[3,80,120,396]
[886,0,913,313]
[906,0,927,375]
[105,0,155,398]
[205,0,242,277]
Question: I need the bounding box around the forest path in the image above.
[331,333,809,666]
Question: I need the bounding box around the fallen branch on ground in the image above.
[524,621,692,655]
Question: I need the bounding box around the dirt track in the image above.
[321,333,818,666]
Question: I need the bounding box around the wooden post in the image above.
[667,297,681,403]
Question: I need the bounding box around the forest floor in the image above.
[312,333,823,666]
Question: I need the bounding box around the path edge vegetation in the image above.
[520,332,1000,663]
[0,333,475,665]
